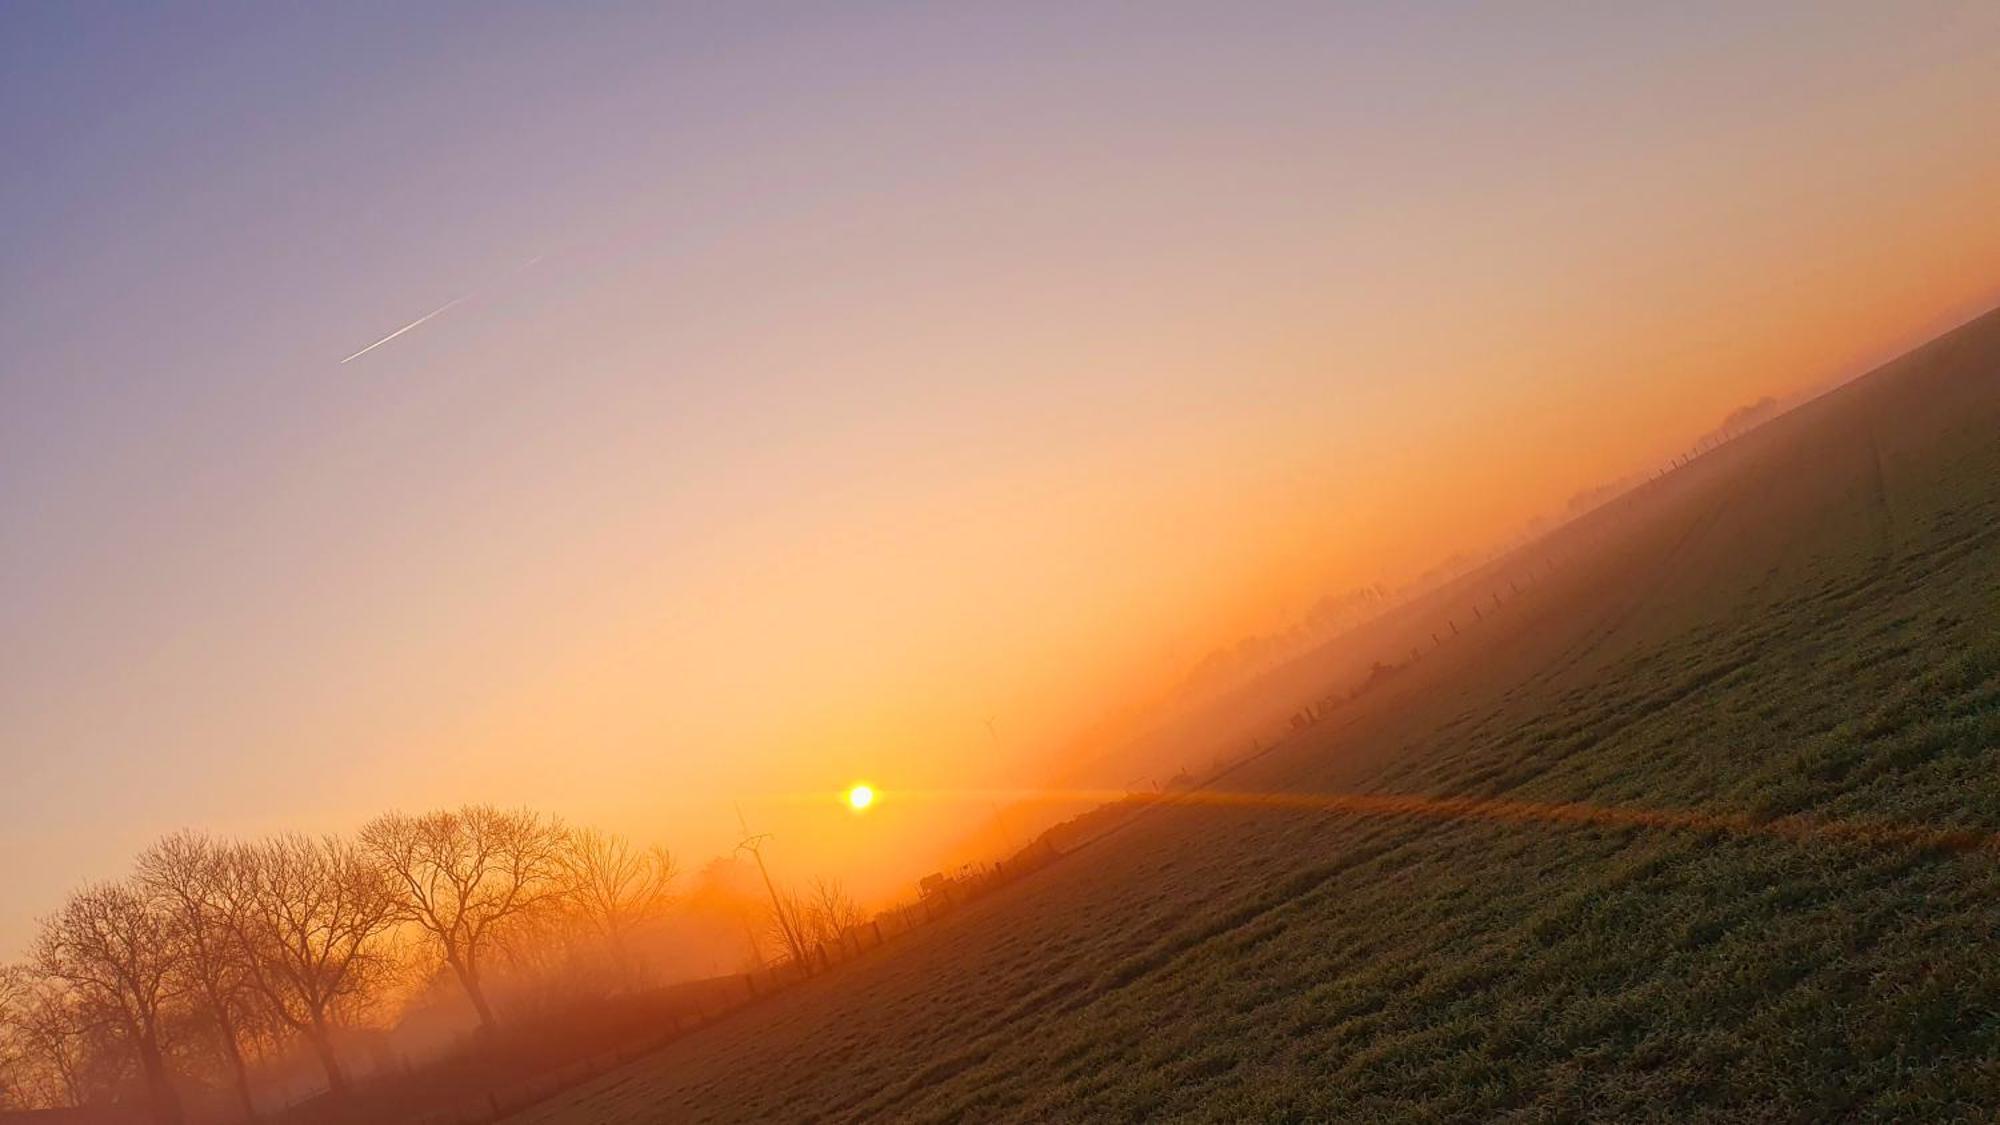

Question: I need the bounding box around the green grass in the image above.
[510,312,2000,1123]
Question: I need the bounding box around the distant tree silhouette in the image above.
[764,888,813,967]
[219,835,400,1097]
[0,964,27,1109]
[135,832,266,1121]
[0,803,860,1112]
[804,878,863,950]
[362,805,570,1034]
[563,828,678,988]
[683,856,774,971]
[761,878,865,963]
[7,972,93,1108]
[32,882,186,1125]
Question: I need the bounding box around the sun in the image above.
[846,784,876,812]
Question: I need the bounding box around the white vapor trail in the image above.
[339,256,543,364]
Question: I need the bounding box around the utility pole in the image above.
[736,805,806,966]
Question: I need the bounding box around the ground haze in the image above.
[510,307,2000,1121]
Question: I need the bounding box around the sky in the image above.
[3,2,1998,957]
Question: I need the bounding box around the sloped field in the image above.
[515,308,2000,1122]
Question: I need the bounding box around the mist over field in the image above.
[4,3,1999,1123]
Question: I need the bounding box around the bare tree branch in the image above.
[216,835,400,1097]
[136,832,268,1120]
[360,805,569,1034]
[33,882,187,1125]
[564,829,677,987]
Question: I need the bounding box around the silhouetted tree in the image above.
[803,878,863,950]
[33,882,186,1125]
[219,835,400,1097]
[0,965,28,1109]
[563,829,678,988]
[136,832,266,1120]
[361,806,569,1034]
[683,856,773,971]
[764,889,813,967]
[9,975,95,1109]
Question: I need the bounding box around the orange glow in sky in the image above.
[2,3,1998,957]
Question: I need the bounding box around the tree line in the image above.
[0,805,699,1123]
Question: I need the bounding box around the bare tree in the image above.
[9,975,91,1109]
[360,806,569,1034]
[136,832,266,1121]
[0,964,28,1109]
[33,882,186,1125]
[764,888,812,967]
[220,835,400,1097]
[804,878,864,950]
[563,829,678,987]
[741,840,810,969]
[684,856,775,970]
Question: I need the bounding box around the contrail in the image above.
[339,255,542,364]
[339,295,470,364]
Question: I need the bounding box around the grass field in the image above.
[511,307,2000,1123]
